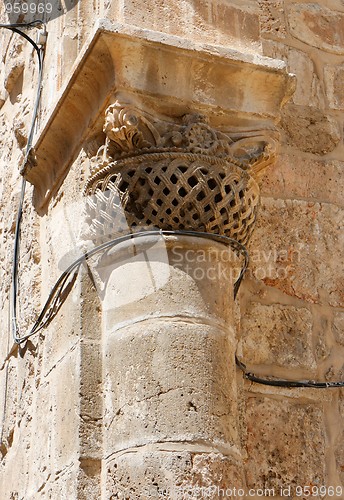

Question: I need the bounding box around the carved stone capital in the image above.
[84,102,278,245]
[88,101,277,174]
[19,21,293,211]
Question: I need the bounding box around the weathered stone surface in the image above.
[0,350,81,498]
[249,198,344,307]
[281,104,341,154]
[106,450,245,499]
[27,472,79,500]
[288,3,344,54]
[335,435,344,486]
[264,42,323,109]
[288,48,324,107]
[214,1,260,46]
[324,63,344,110]
[119,0,260,48]
[79,342,103,457]
[103,321,238,453]
[96,236,245,491]
[240,302,316,369]
[0,359,17,461]
[334,394,344,486]
[77,459,102,500]
[258,0,287,37]
[261,39,288,61]
[3,39,25,94]
[28,351,80,497]
[261,153,344,207]
[313,311,332,363]
[333,312,344,346]
[245,397,326,491]
[99,238,240,458]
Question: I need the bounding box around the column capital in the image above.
[84,99,279,245]
[21,20,294,212]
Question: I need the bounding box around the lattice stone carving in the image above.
[84,102,277,245]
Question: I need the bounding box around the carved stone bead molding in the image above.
[84,102,278,245]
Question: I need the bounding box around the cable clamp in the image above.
[36,27,47,46]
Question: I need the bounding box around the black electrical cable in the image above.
[0,21,45,344]
[13,229,249,344]
[0,21,44,29]
[235,354,344,389]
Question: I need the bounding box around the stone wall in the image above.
[239,1,344,495]
[0,1,342,499]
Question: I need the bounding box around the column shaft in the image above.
[97,235,245,498]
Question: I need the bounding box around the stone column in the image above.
[17,21,292,498]
[96,234,244,497]
[83,102,273,498]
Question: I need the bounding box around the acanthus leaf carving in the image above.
[88,101,278,179]
[84,100,279,245]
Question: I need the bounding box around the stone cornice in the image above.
[21,19,294,211]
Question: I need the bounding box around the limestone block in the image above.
[288,3,344,54]
[261,153,344,207]
[41,291,81,379]
[79,274,102,342]
[3,39,25,95]
[4,344,81,500]
[245,397,326,491]
[213,1,260,46]
[26,470,79,500]
[249,198,344,307]
[79,347,101,409]
[281,104,341,154]
[103,321,238,455]
[333,312,344,346]
[106,450,245,499]
[45,349,80,472]
[77,459,102,500]
[0,359,17,459]
[79,342,103,458]
[258,0,287,37]
[288,48,324,107]
[21,350,80,499]
[25,381,53,496]
[335,435,344,485]
[119,0,260,48]
[239,303,316,369]
[324,64,344,110]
